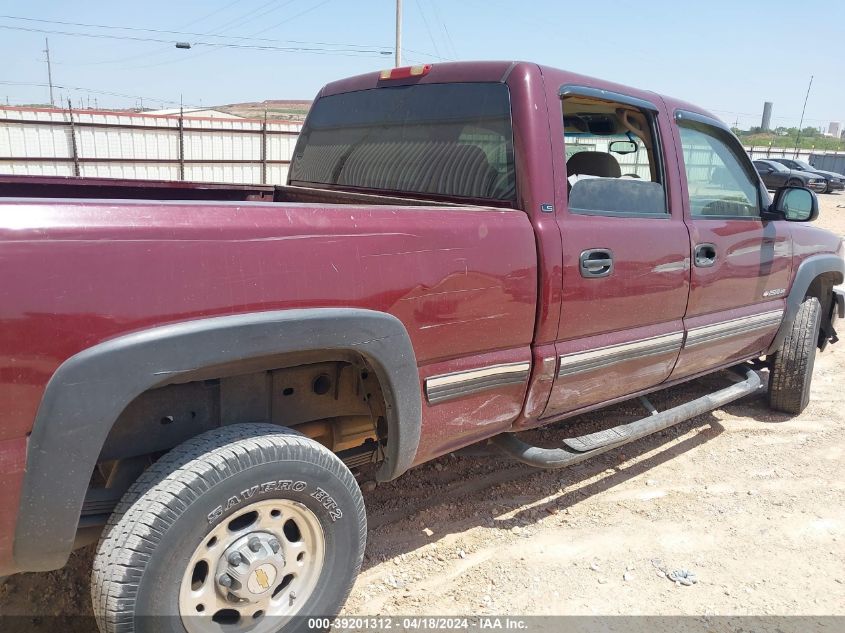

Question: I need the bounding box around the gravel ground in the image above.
[1,193,843,626]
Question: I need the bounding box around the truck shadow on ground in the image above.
[359,371,778,571]
[0,372,778,622]
[361,414,726,572]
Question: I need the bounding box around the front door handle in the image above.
[580,248,613,278]
[694,243,717,267]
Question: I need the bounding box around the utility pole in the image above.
[395,0,402,67]
[44,38,55,107]
[793,75,813,158]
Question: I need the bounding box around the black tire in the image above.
[91,424,366,633]
[768,296,822,414]
[787,178,803,188]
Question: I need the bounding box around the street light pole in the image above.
[395,0,402,67]
[44,37,55,107]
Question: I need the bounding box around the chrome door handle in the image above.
[580,248,613,278]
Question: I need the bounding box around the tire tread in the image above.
[91,424,366,633]
[769,296,821,414]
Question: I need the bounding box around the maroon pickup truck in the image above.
[1,61,843,632]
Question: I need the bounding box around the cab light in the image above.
[379,64,432,80]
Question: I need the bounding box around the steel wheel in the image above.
[92,425,366,633]
[179,498,326,633]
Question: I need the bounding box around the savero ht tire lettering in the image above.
[91,424,367,633]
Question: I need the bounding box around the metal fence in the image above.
[744,145,845,174]
[0,105,303,185]
[3,105,844,186]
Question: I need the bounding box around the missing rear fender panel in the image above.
[98,360,383,464]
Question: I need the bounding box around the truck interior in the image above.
[562,95,667,216]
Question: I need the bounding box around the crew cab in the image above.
[0,61,843,633]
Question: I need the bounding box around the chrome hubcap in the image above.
[216,532,285,603]
[179,499,326,633]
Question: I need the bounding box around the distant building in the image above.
[143,107,243,119]
[761,102,773,131]
[828,121,842,138]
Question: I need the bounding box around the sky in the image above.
[0,0,843,130]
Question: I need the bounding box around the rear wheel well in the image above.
[83,356,387,527]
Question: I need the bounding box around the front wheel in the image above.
[768,296,822,414]
[91,424,366,633]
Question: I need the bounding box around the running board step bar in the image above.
[491,366,763,469]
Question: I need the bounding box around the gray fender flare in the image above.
[14,308,420,572]
[767,254,845,354]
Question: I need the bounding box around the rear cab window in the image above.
[289,82,516,203]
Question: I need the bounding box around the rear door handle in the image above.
[580,248,613,278]
[694,243,717,267]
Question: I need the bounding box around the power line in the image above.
[0,12,391,49]
[0,80,202,108]
[414,0,442,59]
[249,0,333,37]
[126,1,340,71]
[705,106,836,125]
[55,0,300,68]
[203,0,299,37]
[428,0,457,59]
[0,24,391,56]
[185,0,250,28]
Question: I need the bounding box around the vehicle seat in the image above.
[338,141,499,198]
[566,151,622,178]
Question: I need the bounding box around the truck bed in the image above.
[0,174,459,207]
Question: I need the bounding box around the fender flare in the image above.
[14,308,421,572]
[767,254,845,354]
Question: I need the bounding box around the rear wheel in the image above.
[768,296,822,414]
[91,424,366,633]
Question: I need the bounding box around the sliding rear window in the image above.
[289,82,516,202]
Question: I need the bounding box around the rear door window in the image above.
[562,94,668,216]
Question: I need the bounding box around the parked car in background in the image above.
[753,159,826,193]
[768,157,845,193]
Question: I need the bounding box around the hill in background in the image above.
[218,99,312,122]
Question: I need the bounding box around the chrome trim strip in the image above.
[557,332,684,378]
[685,310,783,348]
[425,361,531,404]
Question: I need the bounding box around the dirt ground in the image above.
[2,193,844,626]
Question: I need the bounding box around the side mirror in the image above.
[609,140,638,154]
[765,167,774,173]
[767,186,819,222]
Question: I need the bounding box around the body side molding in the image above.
[685,310,783,348]
[557,332,684,378]
[767,254,845,354]
[14,308,421,573]
[425,361,531,404]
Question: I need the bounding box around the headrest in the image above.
[567,151,622,178]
